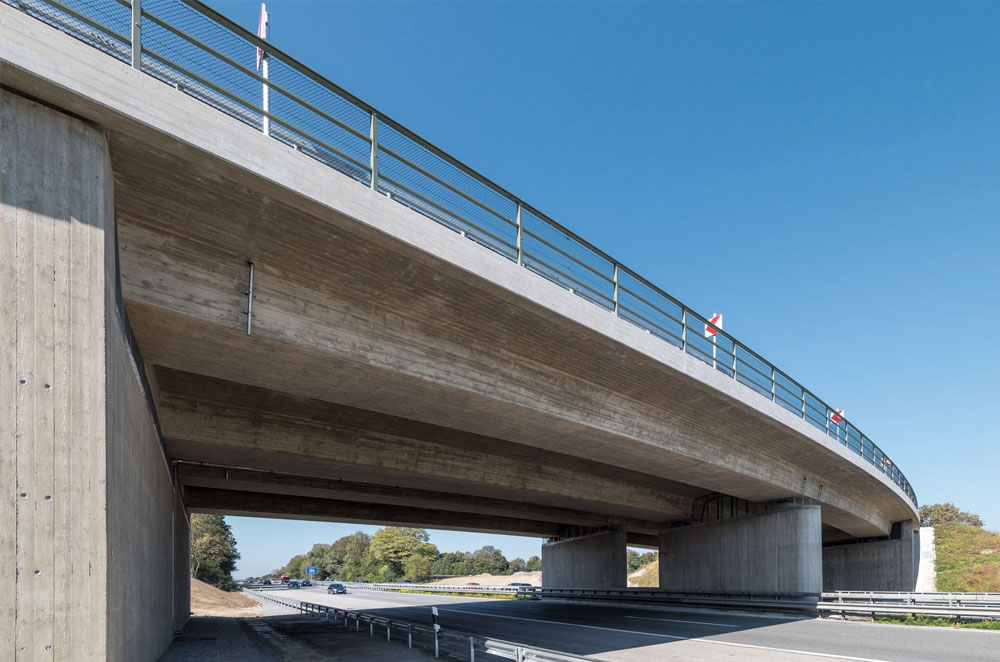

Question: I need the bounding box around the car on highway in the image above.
[300,579,312,587]
[397,579,412,584]
[262,579,272,585]
[327,582,347,594]
[507,582,532,587]
[465,582,480,586]
[288,580,300,589]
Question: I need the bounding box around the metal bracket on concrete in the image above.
[240,261,255,335]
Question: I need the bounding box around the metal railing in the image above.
[819,591,1000,620]
[348,582,528,595]
[247,589,595,661]
[3,0,916,507]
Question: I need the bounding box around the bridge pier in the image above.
[658,502,823,595]
[822,521,919,591]
[542,527,627,587]
[1,91,188,662]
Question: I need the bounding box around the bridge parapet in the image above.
[3,0,915,508]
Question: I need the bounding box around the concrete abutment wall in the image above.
[658,504,823,594]
[1,90,185,661]
[822,521,918,591]
[542,528,627,588]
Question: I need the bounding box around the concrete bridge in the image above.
[1,1,918,660]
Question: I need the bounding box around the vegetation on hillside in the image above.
[190,514,240,589]
[629,559,659,587]
[920,503,985,528]
[934,522,1000,592]
[627,550,657,574]
[874,615,1000,631]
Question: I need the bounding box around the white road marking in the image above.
[437,608,895,662]
[624,615,740,628]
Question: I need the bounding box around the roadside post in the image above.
[432,606,440,658]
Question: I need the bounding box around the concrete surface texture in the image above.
[1,89,188,662]
[915,526,937,592]
[542,528,627,587]
[1,4,927,656]
[283,587,997,662]
[159,596,437,662]
[659,505,823,594]
[0,3,916,545]
[822,521,918,591]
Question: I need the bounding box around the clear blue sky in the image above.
[205,0,1000,577]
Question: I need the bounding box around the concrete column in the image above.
[542,528,627,587]
[1,91,183,661]
[659,504,822,595]
[822,521,918,591]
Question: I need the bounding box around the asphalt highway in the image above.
[290,587,997,662]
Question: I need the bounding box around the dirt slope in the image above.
[428,571,541,586]
[190,578,261,617]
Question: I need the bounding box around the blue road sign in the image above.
[306,566,318,575]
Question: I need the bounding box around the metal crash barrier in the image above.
[246,589,594,661]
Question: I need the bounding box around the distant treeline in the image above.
[259,527,657,583]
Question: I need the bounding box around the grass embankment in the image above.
[628,560,658,587]
[934,523,1000,592]
[876,524,1000,630]
[874,615,1000,631]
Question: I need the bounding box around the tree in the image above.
[627,550,658,573]
[919,503,984,528]
[404,554,433,582]
[369,527,438,580]
[471,545,509,575]
[325,531,373,580]
[525,555,541,572]
[190,514,240,589]
[432,551,473,576]
[507,557,526,574]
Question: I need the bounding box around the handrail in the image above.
[4,0,916,507]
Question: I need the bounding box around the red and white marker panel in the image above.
[704,313,723,338]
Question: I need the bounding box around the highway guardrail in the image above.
[246,589,594,661]
[819,590,1000,620]
[349,582,819,614]
[347,582,528,595]
[3,0,917,508]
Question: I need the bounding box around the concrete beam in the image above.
[183,486,562,538]
[156,374,690,522]
[176,463,664,534]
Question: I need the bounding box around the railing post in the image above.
[681,309,688,352]
[370,112,379,191]
[469,636,476,661]
[130,0,141,70]
[434,627,440,658]
[613,263,620,315]
[770,367,776,401]
[516,203,524,266]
